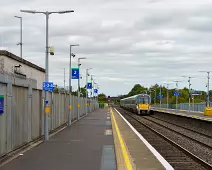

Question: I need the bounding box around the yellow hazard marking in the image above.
[78,104,80,108]
[69,106,72,111]
[105,129,112,135]
[86,103,89,107]
[111,110,133,170]
[45,107,50,114]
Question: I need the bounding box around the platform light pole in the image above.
[199,71,212,107]
[21,9,74,140]
[86,68,92,115]
[159,85,162,108]
[78,57,86,119]
[173,80,182,110]
[182,76,195,111]
[14,16,23,58]
[69,44,79,126]
[163,83,172,109]
[154,89,156,105]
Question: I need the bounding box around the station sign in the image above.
[87,82,92,89]
[43,82,55,92]
[72,68,80,79]
[94,89,98,94]
[0,95,4,115]
[158,94,164,99]
[190,91,202,96]
[174,91,181,97]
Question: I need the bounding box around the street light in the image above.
[69,44,79,126]
[182,76,195,111]
[86,68,92,115]
[199,71,212,107]
[78,57,86,120]
[21,9,74,141]
[173,80,182,110]
[14,16,23,58]
[162,83,172,109]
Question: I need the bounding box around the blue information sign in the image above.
[158,94,164,99]
[72,68,80,79]
[87,82,92,89]
[94,89,98,94]
[0,95,4,115]
[174,91,181,97]
[43,82,55,92]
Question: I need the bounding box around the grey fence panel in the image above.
[12,86,28,149]
[0,83,98,157]
[0,83,7,156]
[31,89,41,140]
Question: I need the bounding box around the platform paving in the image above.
[0,109,116,170]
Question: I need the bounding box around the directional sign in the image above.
[43,82,55,92]
[94,89,98,94]
[72,68,80,79]
[158,94,164,99]
[174,91,181,97]
[0,95,4,115]
[87,82,92,89]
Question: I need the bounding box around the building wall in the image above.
[0,54,45,89]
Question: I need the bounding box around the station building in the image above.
[0,50,45,89]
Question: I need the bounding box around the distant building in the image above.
[0,50,45,89]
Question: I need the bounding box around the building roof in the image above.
[0,50,45,73]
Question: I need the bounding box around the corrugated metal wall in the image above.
[0,84,98,157]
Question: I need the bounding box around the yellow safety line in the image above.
[111,109,133,170]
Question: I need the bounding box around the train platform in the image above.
[111,107,173,170]
[0,109,116,170]
[152,107,212,122]
[0,108,174,170]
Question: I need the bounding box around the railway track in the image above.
[115,107,212,170]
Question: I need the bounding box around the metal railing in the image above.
[153,103,206,112]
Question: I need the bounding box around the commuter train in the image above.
[120,94,152,115]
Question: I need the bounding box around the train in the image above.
[120,94,153,115]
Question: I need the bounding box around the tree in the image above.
[128,84,148,96]
[98,93,107,102]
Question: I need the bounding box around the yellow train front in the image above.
[120,94,152,115]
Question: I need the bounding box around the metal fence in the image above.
[153,103,206,112]
[0,75,98,157]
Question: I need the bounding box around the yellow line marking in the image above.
[111,110,133,170]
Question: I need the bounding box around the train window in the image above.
[138,97,149,104]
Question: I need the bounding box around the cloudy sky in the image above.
[1,0,212,96]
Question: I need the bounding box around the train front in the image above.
[137,95,151,115]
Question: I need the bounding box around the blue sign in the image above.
[158,94,164,99]
[43,82,55,92]
[0,96,4,115]
[72,68,80,79]
[87,82,92,89]
[174,91,181,97]
[94,89,98,94]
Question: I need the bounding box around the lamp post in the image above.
[163,83,172,109]
[86,68,92,115]
[14,16,23,58]
[69,44,79,126]
[182,76,194,111]
[199,71,212,107]
[21,9,74,140]
[159,85,162,108]
[173,80,182,110]
[78,57,86,120]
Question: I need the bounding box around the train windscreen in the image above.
[138,97,149,104]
